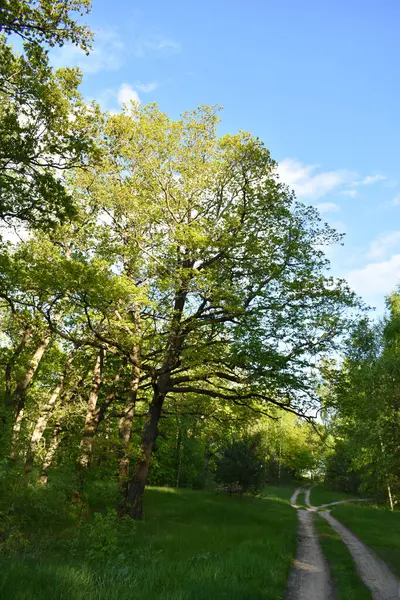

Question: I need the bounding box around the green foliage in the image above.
[0,0,97,226]
[322,302,400,506]
[215,434,266,493]
[83,509,120,560]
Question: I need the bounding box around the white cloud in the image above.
[367,231,400,260]
[341,189,357,198]
[277,158,354,200]
[135,81,158,93]
[352,174,386,186]
[117,84,141,106]
[94,83,141,112]
[134,34,181,58]
[314,202,340,214]
[52,29,124,74]
[347,254,400,299]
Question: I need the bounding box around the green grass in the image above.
[315,513,372,600]
[0,485,297,600]
[310,486,361,507]
[332,502,400,578]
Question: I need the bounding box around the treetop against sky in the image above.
[44,0,400,315]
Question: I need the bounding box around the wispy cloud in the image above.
[135,81,158,93]
[134,34,181,58]
[315,202,340,214]
[52,29,125,74]
[341,189,357,198]
[367,231,400,260]
[347,254,400,300]
[353,174,386,186]
[276,158,354,200]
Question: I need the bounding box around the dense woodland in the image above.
[0,1,398,554]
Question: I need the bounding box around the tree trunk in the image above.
[39,419,63,486]
[9,408,24,460]
[78,350,104,469]
[24,352,76,476]
[8,332,52,460]
[175,420,182,489]
[202,437,212,489]
[118,401,136,480]
[122,390,165,519]
[118,323,141,480]
[122,280,188,519]
[11,332,52,414]
[387,484,394,511]
[4,325,31,406]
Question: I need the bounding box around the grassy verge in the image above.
[310,486,360,507]
[315,513,372,600]
[0,485,297,600]
[332,503,400,578]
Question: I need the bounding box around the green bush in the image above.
[215,434,266,494]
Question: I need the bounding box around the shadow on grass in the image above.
[0,486,297,600]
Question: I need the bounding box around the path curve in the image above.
[286,486,399,600]
[290,487,303,508]
[320,510,400,600]
[313,498,372,511]
[285,509,334,600]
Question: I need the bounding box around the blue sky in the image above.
[51,0,400,315]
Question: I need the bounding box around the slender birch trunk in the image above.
[24,351,76,475]
[78,349,104,469]
[9,332,52,460]
[39,419,63,486]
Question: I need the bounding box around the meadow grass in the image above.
[310,486,361,507]
[331,502,400,578]
[314,513,372,600]
[0,485,297,600]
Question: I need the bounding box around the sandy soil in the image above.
[285,509,334,600]
[320,511,400,600]
[286,486,399,600]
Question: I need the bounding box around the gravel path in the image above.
[286,486,400,600]
[290,487,304,508]
[320,511,400,600]
[285,509,334,600]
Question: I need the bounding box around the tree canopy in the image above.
[0,0,97,226]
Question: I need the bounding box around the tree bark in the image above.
[122,276,190,518]
[202,436,212,489]
[9,408,24,460]
[39,419,63,486]
[118,359,140,480]
[4,325,31,406]
[78,349,104,469]
[123,389,165,519]
[11,332,52,414]
[24,351,76,476]
[8,332,52,460]
[387,484,394,511]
